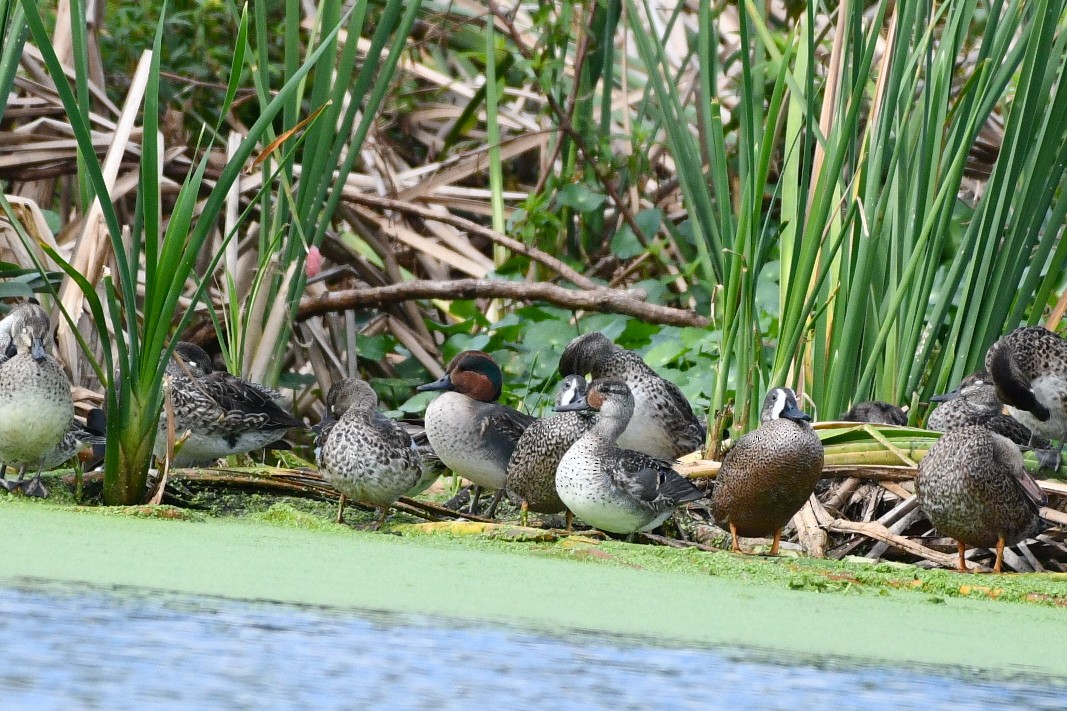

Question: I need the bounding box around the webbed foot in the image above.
[0,477,21,493]
[22,475,49,498]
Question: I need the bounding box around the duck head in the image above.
[8,302,52,362]
[169,342,215,377]
[417,350,503,402]
[760,387,810,424]
[555,374,588,409]
[559,332,615,377]
[327,378,378,418]
[556,377,632,416]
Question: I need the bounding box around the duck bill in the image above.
[416,373,453,392]
[782,404,810,422]
[554,394,590,413]
[930,388,961,403]
[31,337,46,362]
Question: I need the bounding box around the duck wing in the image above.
[605,450,705,511]
[198,372,305,429]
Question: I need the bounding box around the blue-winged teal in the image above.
[0,303,74,498]
[985,326,1067,446]
[505,374,594,527]
[558,332,705,460]
[917,425,1046,572]
[840,400,907,425]
[710,387,824,555]
[928,370,1047,447]
[554,377,704,536]
[418,350,534,517]
[317,378,424,529]
[155,342,305,466]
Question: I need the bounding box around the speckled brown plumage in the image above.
[927,370,1047,447]
[559,332,704,460]
[318,378,423,528]
[155,342,304,466]
[710,388,823,553]
[506,375,594,520]
[916,425,1046,572]
[985,326,1067,443]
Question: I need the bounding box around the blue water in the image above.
[1,582,1064,710]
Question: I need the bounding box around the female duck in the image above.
[318,378,424,529]
[418,350,534,517]
[559,332,705,460]
[0,303,74,498]
[917,425,1046,572]
[710,387,823,555]
[155,342,305,466]
[505,375,595,527]
[554,377,704,535]
[927,370,1046,447]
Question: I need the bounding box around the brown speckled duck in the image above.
[917,425,1046,573]
[927,370,1048,447]
[840,400,907,425]
[317,378,424,529]
[711,387,824,555]
[505,375,594,527]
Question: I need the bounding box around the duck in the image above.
[710,387,824,555]
[985,326,1067,445]
[505,375,595,527]
[916,425,1046,572]
[317,378,424,529]
[155,342,305,466]
[927,370,1047,447]
[840,400,907,425]
[554,377,705,536]
[418,350,534,517]
[0,302,74,498]
[558,332,705,460]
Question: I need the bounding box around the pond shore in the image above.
[1,498,1065,676]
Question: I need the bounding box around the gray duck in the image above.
[710,387,824,555]
[558,332,705,460]
[554,378,704,536]
[0,303,74,498]
[916,425,1046,572]
[418,350,535,517]
[155,342,305,466]
[317,378,424,529]
[927,370,1047,447]
[505,375,595,527]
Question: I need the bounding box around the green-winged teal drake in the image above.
[840,400,907,425]
[985,326,1067,446]
[558,332,705,460]
[155,342,305,466]
[554,377,704,536]
[917,425,1046,572]
[505,374,594,527]
[927,370,1048,447]
[710,387,824,555]
[418,350,534,517]
[0,303,74,498]
[317,378,424,529]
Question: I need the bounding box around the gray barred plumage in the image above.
[985,326,1067,444]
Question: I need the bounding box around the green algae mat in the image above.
[2,497,1066,676]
